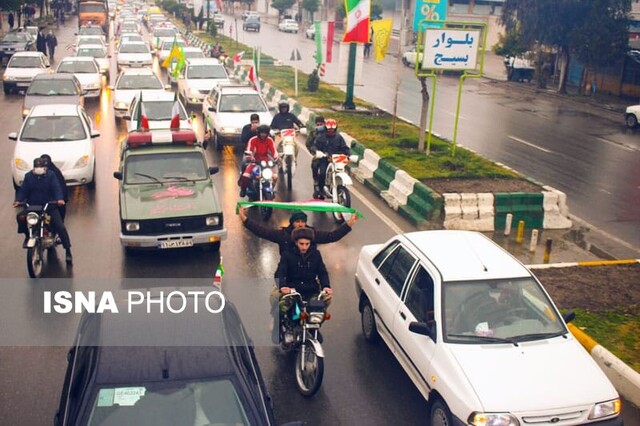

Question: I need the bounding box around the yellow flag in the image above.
[161,38,183,68]
[371,18,393,62]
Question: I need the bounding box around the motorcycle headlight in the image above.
[125,222,140,232]
[26,212,40,226]
[262,167,273,180]
[468,412,519,426]
[260,160,267,168]
[15,158,30,171]
[74,155,90,168]
[308,312,325,324]
[267,160,274,167]
[205,216,220,226]
[589,399,621,420]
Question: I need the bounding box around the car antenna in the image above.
[162,350,170,379]
[467,235,488,272]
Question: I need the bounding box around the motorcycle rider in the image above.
[306,115,326,198]
[311,118,350,199]
[273,227,332,342]
[238,208,357,255]
[238,124,278,197]
[240,113,261,149]
[13,158,73,264]
[270,100,304,156]
[40,154,68,221]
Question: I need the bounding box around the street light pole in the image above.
[207,0,210,32]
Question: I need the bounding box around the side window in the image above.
[404,266,435,323]
[373,241,399,268]
[378,246,417,296]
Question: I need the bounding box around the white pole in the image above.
[529,229,539,252]
[504,213,513,236]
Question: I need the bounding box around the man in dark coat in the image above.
[40,154,68,220]
[36,28,47,55]
[45,30,57,61]
[238,209,357,255]
[8,12,15,29]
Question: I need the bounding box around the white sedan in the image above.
[2,51,51,95]
[355,230,622,426]
[55,56,102,99]
[157,38,187,62]
[278,19,299,33]
[110,68,167,119]
[116,41,153,71]
[10,104,99,188]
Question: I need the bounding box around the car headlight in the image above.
[589,399,621,420]
[115,101,127,109]
[74,155,90,168]
[125,222,140,232]
[22,108,31,117]
[3,75,16,81]
[15,158,30,171]
[262,167,273,180]
[26,212,40,226]
[468,412,519,426]
[220,127,239,134]
[205,216,220,226]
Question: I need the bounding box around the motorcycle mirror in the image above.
[208,166,219,175]
[113,171,123,180]
[299,127,307,136]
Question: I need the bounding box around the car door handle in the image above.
[374,278,380,285]
[399,311,406,320]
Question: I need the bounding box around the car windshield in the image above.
[27,79,78,96]
[184,51,204,59]
[85,379,251,425]
[8,56,41,68]
[77,47,107,58]
[246,17,259,23]
[187,65,227,79]
[135,101,187,120]
[57,61,98,73]
[120,44,149,54]
[78,37,104,45]
[80,27,104,36]
[161,40,186,51]
[219,94,267,113]
[21,116,86,141]
[125,152,207,183]
[443,277,566,343]
[2,33,29,42]
[79,4,106,13]
[154,29,176,38]
[116,74,162,89]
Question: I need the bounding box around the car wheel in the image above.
[87,164,96,189]
[430,399,453,426]
[361,299,379,343]
[213,131,222,151]
[626,114,638,128]
[3,86,10,95]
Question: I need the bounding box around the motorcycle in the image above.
[241,151,276,221]
[315,151,359,223]
[18,202,61,278]
[279,289,330,397]
[273,127,307,190]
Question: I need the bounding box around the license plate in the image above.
[158,240,194,249]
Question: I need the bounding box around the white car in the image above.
[10,104,99,188]
[75,43,110,83]
[56,56,102,99]
[76,35,107,49]
[402,48,423,67]
[157,38,186,62]
[126,90,191,131]
[278,19,299,33]
[177,58,229,107]
[624,104,640,128]
[77,25,107,44]
[355,230,622,426]
[150,27,177,51]
[203,83,272,150]
[110,68,166,119]
[116,41,153,71]
[2,51,51,95]
[167,46,205,84]
[116,33,146,50]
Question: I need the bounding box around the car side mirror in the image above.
[209,166,219,175]
[8,132,18,141]
[208,106,216,112]
[164,84,171,90]
[409,321,436,341]
[113,171,122,180]
[562,310,575,324]
[90,130,100,138]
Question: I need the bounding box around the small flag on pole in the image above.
[213,258,224,287]
[232,50,245,63]
[169,92,181,130]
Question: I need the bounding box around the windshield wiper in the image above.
[163,175,199,183]
[133,173,162,185]
[22,137,51,141]
[513,331,566,342]
[448,334,519,346]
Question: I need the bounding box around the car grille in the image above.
[198,89,209,95]
[521,409,586,424]
[122,215,223,235]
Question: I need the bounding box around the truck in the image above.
[77,0,109,36]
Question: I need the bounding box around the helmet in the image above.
[278,100,290,113]
[257,124,270,139]
[325,118,337,135]
[291,227,315,242]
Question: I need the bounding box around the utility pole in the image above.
[206,0,210,32]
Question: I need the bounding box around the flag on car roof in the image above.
[371,18,392,62]
[248,49,259,90]
[232,51,245,63]
[170,92,181,130]
[315,21,335,65]
[136,92,149,131]
[161,37,183,68]
[343,0,370,43]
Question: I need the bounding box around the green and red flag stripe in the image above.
[236,200,364,218]
[343,0,370,43]
[315,21,335,65]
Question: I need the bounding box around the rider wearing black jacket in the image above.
[270,100,304,130]
[311,119,350,198]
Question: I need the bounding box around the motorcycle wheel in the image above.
[295,342,324,397]
[260,190,273,221]
[27,240,44,279]
[285,156,293,189]
[332,185,352,224]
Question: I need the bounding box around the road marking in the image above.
[596,136,636,152]
[508,135,552,153]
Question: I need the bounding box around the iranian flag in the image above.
[315,21,335,65]
[343,0,370,43]
[136,92,149,131]
[248,49,259,90]
[169,92,181,130]
[236,200,364,218]
[232,50,245,64]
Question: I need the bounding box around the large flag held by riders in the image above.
[314,21,335,65]
[236,200,364,218]
[343,0,370,43]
